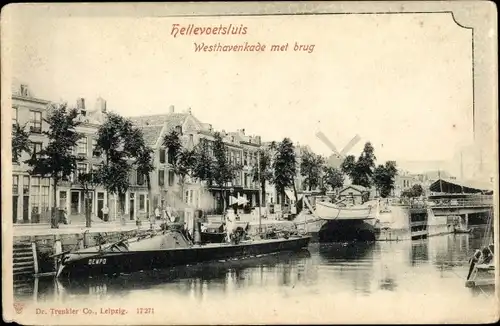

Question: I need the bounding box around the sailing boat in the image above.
[465,208,495,288]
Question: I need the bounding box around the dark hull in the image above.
[58,236,311,279]
[318,220,378,242]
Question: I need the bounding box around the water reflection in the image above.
[410,240,429,266]
[14,231,495,317]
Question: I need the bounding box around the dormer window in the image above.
[175,125,183,135]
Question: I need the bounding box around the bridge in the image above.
[428,195,493,216]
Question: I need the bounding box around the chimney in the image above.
[222,129,226,136]
[255,136,261,144]
[169,105,175,113]
[20,84,29,97]
[208,124,213,132]
[77,98,86,111]
[96,97,107,113]
[187,107,192,115]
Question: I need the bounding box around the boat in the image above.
[314,201,377,221]
[465,208,495,288]
[465,244,495,288]
[55,223,311,279]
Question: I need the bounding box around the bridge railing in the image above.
[427,195,493,208]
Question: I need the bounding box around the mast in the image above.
[257,149,262,233]
[438,170,443,193]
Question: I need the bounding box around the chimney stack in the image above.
[208,124,213,132]
[187,107,192,115]
[96,97,107,113]
[77,98,86,111]
[169,105,175,113]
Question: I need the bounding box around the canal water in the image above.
[13,228,497,324]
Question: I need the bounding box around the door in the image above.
[23,196,29,222]
[71,191,79,214]
[13,196,18,223]
[59,191,67,210]
[129,193,135,220]
[97,192,104,219]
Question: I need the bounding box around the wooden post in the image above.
[31,242,39,275]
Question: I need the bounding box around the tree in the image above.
[373,161,398,198]
[163,130,183,163]
[251,147,273,205]
[162,130,196,200]
[272,138,297,209]
[77,170,101,228]
[322,166,344,193]
[211,132,242,213]
[300,150,325,191]
[340,142,376,188]
[402,184,424,198]
[353,142,376,187]
[96,113,143,221]
[12,123,31,163]
[25,104,83,228]
[192,139,215,186]
[341,155,356,177]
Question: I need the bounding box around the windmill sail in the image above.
[340,134,361,156]
[316,131,340,154]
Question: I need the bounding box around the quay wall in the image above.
[14,229,140,275]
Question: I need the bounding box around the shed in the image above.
[338,185,370,205]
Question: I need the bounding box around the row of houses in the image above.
[12,83,442,224]
[12,83,304,224]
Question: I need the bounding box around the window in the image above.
[158,169,165,187]
[129,170,137,185]
[77,137,88,155]
[76,163,87,180]
[167,149,174,164]
[31,142,43,159]
[139,194,145,210]
[92,138,101,157]
[41,178,50,213]
[159,148,166,164]
[31,177,40,214]
[23,176,30,195]
[30,110,42,133]
[12,175,19,195]
[137,171,145,186]
[12,107,18,127]
[168,170,175,186]
[244,151,248,166]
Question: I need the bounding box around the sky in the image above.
[8,11,474,173]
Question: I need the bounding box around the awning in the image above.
[429,178,493,194]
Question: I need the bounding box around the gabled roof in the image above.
[340,184,369,193]
[138,125,165,147]
[429,178,493,194]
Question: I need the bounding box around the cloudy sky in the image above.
[8,11,473,172]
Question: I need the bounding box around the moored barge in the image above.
[55,223,311,279]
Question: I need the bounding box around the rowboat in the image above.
[315,201,377,221]
[465,244,495,288]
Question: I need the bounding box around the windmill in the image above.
[316,131,361,169]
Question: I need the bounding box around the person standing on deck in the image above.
[225,209,236,243]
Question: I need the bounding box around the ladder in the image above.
[13,242,37,279]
